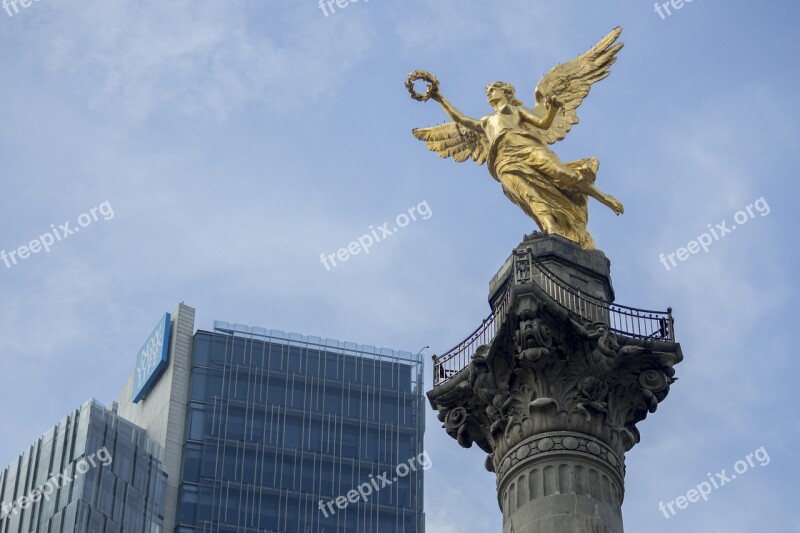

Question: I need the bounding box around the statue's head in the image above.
[486,81,523,107]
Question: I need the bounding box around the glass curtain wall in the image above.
[0,399,167,533]
[178,322,426,533]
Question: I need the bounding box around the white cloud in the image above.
[21,0,375,120]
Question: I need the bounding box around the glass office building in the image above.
[0,399,167,533]
[1,304,426,533]
[176,322,426,533]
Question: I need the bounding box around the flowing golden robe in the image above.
[488,129,597,249]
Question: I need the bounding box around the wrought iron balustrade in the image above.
[432,250,674,387]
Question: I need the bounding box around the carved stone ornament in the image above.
[428,285,682,478]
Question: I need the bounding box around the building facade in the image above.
[118,304,197,533]
[0,399,167,533]
[176,322,426,532]
[1,303,425,533]
[116,304,426,533]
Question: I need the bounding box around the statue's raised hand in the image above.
[545,95,563,110]
[406,70,440,102]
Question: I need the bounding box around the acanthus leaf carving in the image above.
[428,288,682,472]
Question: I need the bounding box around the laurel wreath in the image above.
[406,70,439,102]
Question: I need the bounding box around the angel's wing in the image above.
[528,27,624,145]
[412,122,489,165]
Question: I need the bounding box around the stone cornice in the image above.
[428,280,682,474]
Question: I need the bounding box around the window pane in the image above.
[179,486,197,525]
[193,336,211,365]
[182,445,201,483]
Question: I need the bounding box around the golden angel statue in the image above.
[408,27,626,250]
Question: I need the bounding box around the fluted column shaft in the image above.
[498,432,624,533]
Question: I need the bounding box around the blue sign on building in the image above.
[132,313,172,403]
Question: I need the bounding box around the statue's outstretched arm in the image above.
[432,93,483,133]
[519,98,561,130]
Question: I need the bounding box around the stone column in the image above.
[428,234,683,533]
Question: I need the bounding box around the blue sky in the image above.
[1,0,798,531]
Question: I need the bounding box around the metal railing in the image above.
[432,250,674,387]
[527,257,674,342]
[432,281,512,387]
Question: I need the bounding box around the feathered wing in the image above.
[412,122,489,164]
[527,27,624,145]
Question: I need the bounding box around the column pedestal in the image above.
[429,234,683,532]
